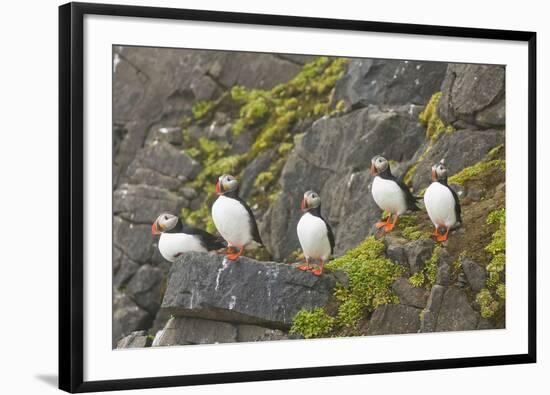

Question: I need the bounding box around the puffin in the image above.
[151,213,226,262]
[370,155,419,232]
[211,174,263,260]
[423,159,462,242]
[296,190,335,276]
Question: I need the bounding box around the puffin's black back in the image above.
[169,220,226,250]
[438,178,462,223]
[308,205,335,255]
[378,167,420,211]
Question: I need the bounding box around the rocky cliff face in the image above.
[113,47,505,348]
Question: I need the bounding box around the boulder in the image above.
[153,317,238,346]
[116,331,151,349]
[438,64,505,129]
[404,239,434,274]
[113,254,140,290]
[126,264,166,314]
[113,217,154,264]
[335,59,448,108]
[127,141,201,181]
[113,184,187,224]
[435,287,479,332]
[113,291,151,346]
[461,258,487,292]
[392,277,429,308]
[160,252,338,329]
[419,285,447,333]
[367,304,421,336]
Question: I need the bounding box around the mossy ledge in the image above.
[180,57,349,235]
[289,237,405,338]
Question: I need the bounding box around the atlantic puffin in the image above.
[371,155,419,232]
[296,190,335,276]
[151,213,226,262]
[424,159,462,242]
[211,174,263,260]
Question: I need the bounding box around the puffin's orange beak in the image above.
[301,198,307,212]
[431,168,437,182]
[370,163,377,176]
[151,220,161,235]
[215,180,222,194]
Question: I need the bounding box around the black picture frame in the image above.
[59,2,537,393]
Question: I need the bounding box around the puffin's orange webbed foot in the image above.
[436,227,449,242]
[375,221,387,229]
[384,223,395,232]
[298,264,311,271]
[226,247,244,261]
[311,268,323,276]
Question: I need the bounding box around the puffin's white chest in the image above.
[212,195,253,247]
[371,176,408,215]
[158,232,207,262]
[297,212,332,261]
[424,182,457,228]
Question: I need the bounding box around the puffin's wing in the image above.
[183,225,227,250]
[324,217,335,256]
[394,176,420,211]
[448,185,462,223]
[236,196,263,245]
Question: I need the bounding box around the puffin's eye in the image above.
[164,215,168,220]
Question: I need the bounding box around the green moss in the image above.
[418,92,455,141]
[181,57,349,232]
[408,245,440,288]
[326,237,405,329]
[409,271,425,288]
[192,100,215,120]
[476,288,499,318]
[448,160,505,185]
[290,307,335,339]
[475,208,506,318]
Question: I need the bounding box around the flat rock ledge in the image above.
[160,252,339,331]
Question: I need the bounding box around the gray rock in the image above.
[113,217,154,264]
[114,184,186,224]
[126,264,166,315]
[477,317,496,330]
[239,149,275,199]
[263,105,427,259]
[384,236,409,268]
[146,126,184,146]
[436,263,452,286]
[435,287,479,332]
[367,304,421,336]
[237,325,289,342]
[161,252,337,329]
[409,128,505,192]
[127,141,201,181]
[438,64,505,129]
[461,258,487,292]
[335,59,447,108]
[127,168,184,191]
[113,291,151,346]
[419,285,447,333]
[404,239,434,274]
[392,277,428,308]
[113,254,140,290]
[116,330,151,349]
[152,317,238,346]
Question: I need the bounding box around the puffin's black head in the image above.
[152,213,178,235]
[371,155,389,176]
[216,174,238,195]
[431,159,448,182]
[301,190,321,212]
